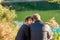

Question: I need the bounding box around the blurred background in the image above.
[0,0,60,40]
[1,0,60,24]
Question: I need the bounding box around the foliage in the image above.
[51,28,60,40]
[0,5,16,22]
[48,0,60,4]
[0,5,19,40]
[2,2,60,11]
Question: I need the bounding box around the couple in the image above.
[15,13,52,40]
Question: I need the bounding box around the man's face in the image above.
[27,18,33,25]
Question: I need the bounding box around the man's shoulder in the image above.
[20,24,28,29]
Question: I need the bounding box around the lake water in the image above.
[14,21,24,27]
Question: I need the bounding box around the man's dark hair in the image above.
[25,16,34,22]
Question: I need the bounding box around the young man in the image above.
[15,16,34,40]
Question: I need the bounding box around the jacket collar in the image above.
[35,20,41,23]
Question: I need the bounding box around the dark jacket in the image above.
[15,24,30,40]
[30,20,45,40]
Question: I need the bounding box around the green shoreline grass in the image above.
[16,10,60,24]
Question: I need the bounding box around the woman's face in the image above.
[26,18,33,25]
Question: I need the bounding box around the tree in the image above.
[0,5,19,40]
[48,0,60,4]
[0,0,3,3]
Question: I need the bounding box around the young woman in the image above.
[15,16,34,40]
